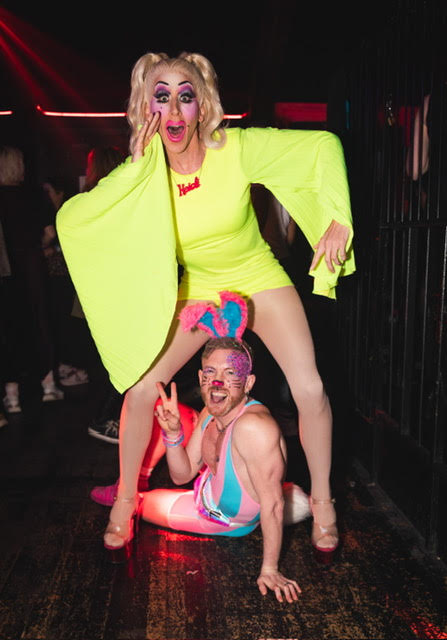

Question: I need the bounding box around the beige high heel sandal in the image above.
[310,497,339,564]
[104,494,143,563]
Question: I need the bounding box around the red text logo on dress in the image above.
[177,176,201,197]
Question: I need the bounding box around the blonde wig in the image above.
[0,146,25,186]
[127,52,226,154]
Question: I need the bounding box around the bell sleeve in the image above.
[56,134,178,392]
[239,127,355,299]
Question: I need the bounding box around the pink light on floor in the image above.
[393,599,447,639]
[155,528,214,542]
[0,110,13,115]
[152,550,192,562]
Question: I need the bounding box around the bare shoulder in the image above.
[234,403,281,442]
[246,400,270,416]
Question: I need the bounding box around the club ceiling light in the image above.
[36,105,249,119]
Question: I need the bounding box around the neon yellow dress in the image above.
[57,127,355,392]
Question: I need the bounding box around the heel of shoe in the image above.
[133,496,143,538]
[104,538,133,564]
[103,494,143,563]
[312,545,338,565]
[310,497,339,565]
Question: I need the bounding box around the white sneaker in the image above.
[41,371,64,402]
[3,382,22,414]
[88,419,119,443]
[42,385,64,402]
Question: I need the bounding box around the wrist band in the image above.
[162,425,184,447]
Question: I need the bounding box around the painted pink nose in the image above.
[212,380,224,386]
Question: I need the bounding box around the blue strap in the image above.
[200,399,261,431]
[201,414,214,432]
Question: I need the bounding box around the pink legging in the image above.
[141,489,259,537]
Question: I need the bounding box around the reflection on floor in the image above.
[1,379,446,640]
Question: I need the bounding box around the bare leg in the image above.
[104,301,208,547]
[250,286,337,547]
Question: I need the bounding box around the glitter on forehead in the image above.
[227,351,251,378]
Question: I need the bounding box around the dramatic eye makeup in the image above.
[179,90,196,103]
[178,83,196,103]
[153,86,170,103]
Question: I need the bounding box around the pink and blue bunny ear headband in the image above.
[179,291,252,373]
[179,291,248,340]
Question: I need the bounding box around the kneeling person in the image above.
[142,337,306,603]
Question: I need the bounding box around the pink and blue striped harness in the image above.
[194,400,261,537]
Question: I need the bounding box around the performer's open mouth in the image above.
[166,121,186,142]
[210,390,227,404]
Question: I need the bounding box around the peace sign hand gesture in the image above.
[155,382,182,437]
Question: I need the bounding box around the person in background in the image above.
[77,147,127,441]
[43,177,90,388]
[0,146,63,413]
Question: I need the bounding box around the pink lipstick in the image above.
[166,120,186,142]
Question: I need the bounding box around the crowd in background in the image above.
[0,144,126,431]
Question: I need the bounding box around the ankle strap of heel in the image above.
[310,497,336,505]
[114,495,138,504]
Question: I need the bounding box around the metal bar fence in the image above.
[335,0,447,558]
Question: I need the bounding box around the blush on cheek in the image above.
[181,101,199,120]
[150,97,165,114]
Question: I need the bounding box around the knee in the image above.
[292,374,327,410]
[125,376,159,412]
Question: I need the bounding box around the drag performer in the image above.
[144,334,308,604]
[57,52,355,562]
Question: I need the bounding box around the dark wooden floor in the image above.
[1,378,447,640]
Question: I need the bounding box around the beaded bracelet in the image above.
[162,425,185,448]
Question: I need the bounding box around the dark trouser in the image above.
[0,251,55,383]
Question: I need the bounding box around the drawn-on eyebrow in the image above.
[155,80,193,88]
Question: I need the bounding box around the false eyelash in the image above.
[179,91,195,100]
